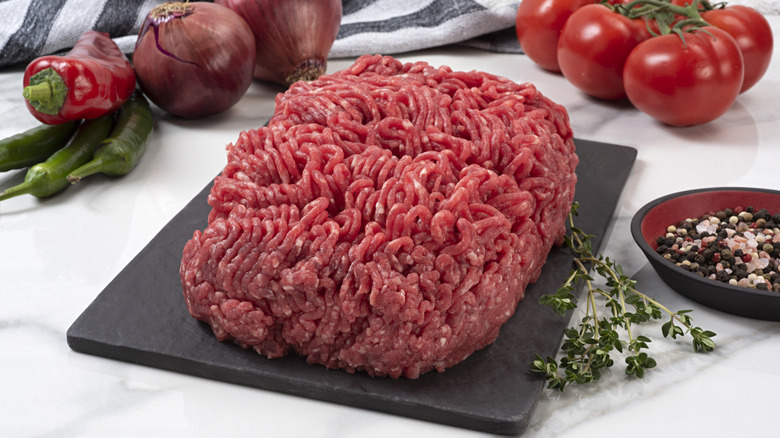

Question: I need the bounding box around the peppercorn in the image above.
[653,206,780,292]
[716,270,731,282]
[712,252,721,264]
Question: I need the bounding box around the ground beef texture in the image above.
[179,55,579,379]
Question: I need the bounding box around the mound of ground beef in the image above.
[179,54,578,379]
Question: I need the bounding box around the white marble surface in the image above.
[2,15,780,438]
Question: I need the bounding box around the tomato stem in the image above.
[615,0,711,36]
[621,0,697,16]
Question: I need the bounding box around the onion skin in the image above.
[133,2,256,119]
[215,0,342,86]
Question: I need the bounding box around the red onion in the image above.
[214,0,342,86]
[133,2,256,119]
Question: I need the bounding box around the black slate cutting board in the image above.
[67,139,637,435]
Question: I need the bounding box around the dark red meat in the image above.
[180,55,578,378]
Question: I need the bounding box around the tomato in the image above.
[623,27,744,126]
[701,6,773,93]
[515,0,595,72]
[557,4,651,100]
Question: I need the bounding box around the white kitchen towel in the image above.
[2,0,776,69]
[0,0,521,69]
[331,0,520,56]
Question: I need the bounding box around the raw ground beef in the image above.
[179,54,578,378]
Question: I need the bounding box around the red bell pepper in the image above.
[22,31,136,125]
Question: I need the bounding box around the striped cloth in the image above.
[0,0,522,69]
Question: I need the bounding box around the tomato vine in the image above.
[516,0,773,125]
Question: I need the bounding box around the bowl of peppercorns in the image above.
[631,187,780,321]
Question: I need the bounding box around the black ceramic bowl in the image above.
[631,187,780,321]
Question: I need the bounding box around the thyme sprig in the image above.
[530,202,717,391]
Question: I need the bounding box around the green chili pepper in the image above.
[68,91,154,183]
[0,113,113,201]
[0,121,80,172]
